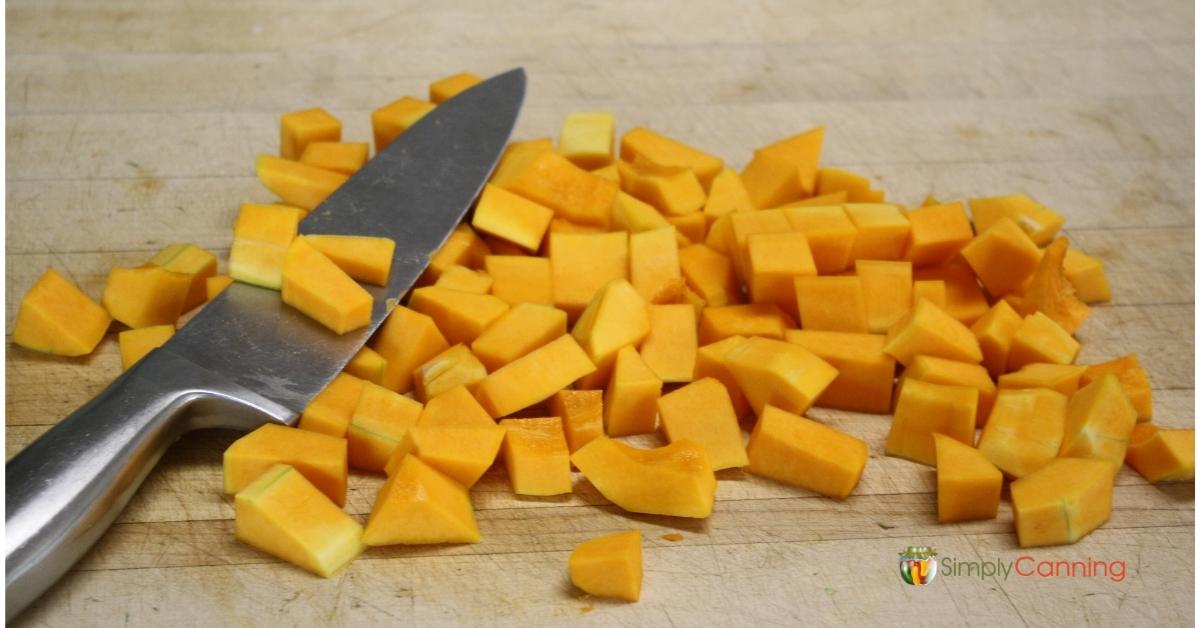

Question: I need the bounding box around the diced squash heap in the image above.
[725,336,838,417]
[793,276,869,332]
[413,344,488,402]
[471,183,554,252]
[559,112,615,170]
[408,286,510,345]
[886,379,977,466]
[603,346,662,437]
[884,299,982,366]
[299,373,364,437]
[998,363,1087,396]
[1059,374,1137,465]
[343,345,387,385]
[784,330,894,414]
[372,97,436,151]
[299,141,369,175]
[900,355,996,426]
[568,531,642,602]
[639,304,698,383]
[103,265,192,329]
[372,305,450,393]
[549,390,605,454]
[280,108,341,160]
[1081,354,1153,421]
[474,334,596,418]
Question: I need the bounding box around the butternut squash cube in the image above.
[344,345,387,385]
[434,264,492,294]
[630,227,685,304]
[372,305,450,393]
[385,425,505,488]
[475,334,597,417]
[364,455,480,545]
[568,531,642,602]
[969,194,1064,247]
[611,190,671,234]
[280,108,341,160]
[934,434,1001,522]
[1126,424,1194,483]
[549,389,604,454]
[976,388,1067,478]
[371,96,436,152]
[678,244,740,308]
[740,127,823,207]
[746,405,868,500]
[235,464,363,577]
[485,255,553,306]
[224,423,348,506]
[703,168,754,222]
[347,381,423,471]
[901,355,996,426]
[793,276,869,333]
[490,138,555,188]
[571,279,650,388]
[695,336,752,419]
[502,151,617,227]
[844,203,911,261]
[884,299,982,366]
[603,346,662,436]
[1064,247,1112,304]
[747,231,816,314]
[299,373,364,438]
[727,209,792,281]
[971,300,1023,378]
[1081,354,1153,421]
[303,235,395,287]
[1010,458,1114,547]
[255,154,348,212]
[413,344,488,402]
[205,275,233,301]
[620,127,724,190]
[471,183,554,252]
[667,212,706,244]
[423,224,491,283]
[102,265,192,328]
[1015,237,1090,334]
[999,363,1087,396]
[658,378,748,470]
[960,217,1041,297]
[229,203,305,289]
[549,231,629,318]
[911,280,946,308]
[815,167,880,202]
[149,243,217,312]
[705,213,735,255]
[782,205,858,274]
[640,304,698,383]
[13,268,110,356]
[617,159,706,216]
[429,71,482,104]
[281,236,372,335]
[571,436,716,518]
[559,112,615,170]
[471,302,566,372]
[298,141,369,175]
[725,336,838,416]
[784,330,895,414]
[418,385,495,428]
[500,417,572,495]
[856,260,913,333]
[913,262,990,325]
[1008,312,1080,371]
[886,379,978,466]
[408,286,509,345]
[903,202,974,267]
[1060,374,1137,464]
[118,324,174,370]
[699,303,794,344]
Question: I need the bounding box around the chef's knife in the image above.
[5,68,526,621]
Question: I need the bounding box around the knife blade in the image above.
[5,68,526,621]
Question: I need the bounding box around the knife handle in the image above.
[4,347,295,621]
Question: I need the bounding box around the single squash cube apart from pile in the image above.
[572,437,716,518]
[13,268,111,356]
[1010,458,1115,547]
[746,405,868,500]
[1125,424,1195,483]
[363,455,480,546]
[568,531,642,602]
[934,434,1001,523]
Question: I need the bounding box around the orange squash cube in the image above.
[229,203,305,289]
[1060,374,1137,465]
[1081,354,1153,421]
[740,127,823,207]
[603,346,662,436]
[408,286,509,345]
[423,224,491,283]
[500,417,572,495]
[611,190,671,234]
[429,71,482,104]
[372,305,449,393]
[568,531,642,602]
[372,96,436,152]
[549,390,604,454]
[667,212,706,243]
[725,336,838,416]
[1008,312,1080,371]
[971,300,1023,378]
[960,216,1041,296]
[281,236,372,335]
[705,213,735,255]
[901,355,996,426]
[698,303,794,344]
[298,373,364,438]
[845,204,911,261]
[886,379,977,466]
[1064,247,1112,304]
[304,235,396,287]
[417,385,496,428]
[471,183,554,252]
[903,202,974,268]
[785,330,895,414]
[224,424,348,506]
[475,334,596,418]
[726,209,792,281]
[679,243,740,308]
[549,231,629,318]
[347,381,423,471]
[883,299,982,366]
[433,264,492,294]
[571,279,650,388]
[298,141,369,175]
[280,108,341,160]
[703,168,754,222]
[695,336,753,419]
[149,243,218,312]
[746,405,868,499]
[968,194,1064,247]
[255,155,348,212]
[485,255,553,306]
[913,262,990,325]
[782,205,858,274]
[658,378,748,470]
[102,265,192,329]
[502,151,617,227]
[364,455,480,546]
[205,275,233,301]
[794,276,869,333]
[490,138,555,188]
[629,227,685,304]
[934,433,1002,522]
[413,344,487,402]
[747,231,817,314]
[118,324,174,370]
[1010,458,1114,547]
[343,345,387,385]
[999,363,1087,396]
[385,425,505,488]
[911,280,946,308]
[1125,424,1194,483]
[856,260,913,333]
[620,127,724,190]
[640,304,698,383]
[13,268,111,356]
[976,388,1067,478]
[571,437,716,518]
[617,159,707,216]
[559,112,615,170]
[471,302,567,372]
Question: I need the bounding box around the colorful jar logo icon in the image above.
[898,546,938,586]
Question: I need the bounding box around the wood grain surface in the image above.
[5,0,1195,625]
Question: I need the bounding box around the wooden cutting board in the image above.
[6,0,1194,625]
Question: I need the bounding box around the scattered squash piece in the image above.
[740,127,823,207]
[639,304,698,383]
[793,276,869,333]
[372,305,450,393]
[968,194,1064,247]
[281,236,373,334]
[603,346,663,436]
[364,455,480,545]
[725,336,838,417]
[903,202,974,268]
[429,71,482,104]
[303,235,395,287]
[502,151,616,227]
[118,325,174,370]
[658,378,748,470]
[559,112,615,170]
[960,216,1041,297]
[102,265,192,329]
[413,344,488,402]
[1059,373,1137,465]
[149,243,218,312]
[571,436,716,518]
[500,417,573,495]
[1010,458,1114,547]
[746,404,868,499]
[844,204,911,261]
[883,298,982,366]
[372,96,436,152]
[347,381,423,471]
[408,286,510,345]
[223,423,348,506]
[1125,424,1194,483]
[255,154,349,212]
[475,334,596,418]
[568,531,642,602]
[782,205,858,274]
[280,108,341,160]
[13,268,111,356]
[976,388,1067,478]
[485,255,554,306]
[629,227,686,304]
[900,355,996,427]
[886,379,978,466]
[785,330,894,414]
[934,434,1002,522]
[620,127,724,190]
[298,141,369,175]
[229,203,305,289]
[471,183,554,252]
[1081,354,1153,421]
[1007,312,1080,371]
[549,389,605,454]
[549,231,629,318]
[298,373,364,438]
[971,300,1023,378]
[856,260,913,333]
